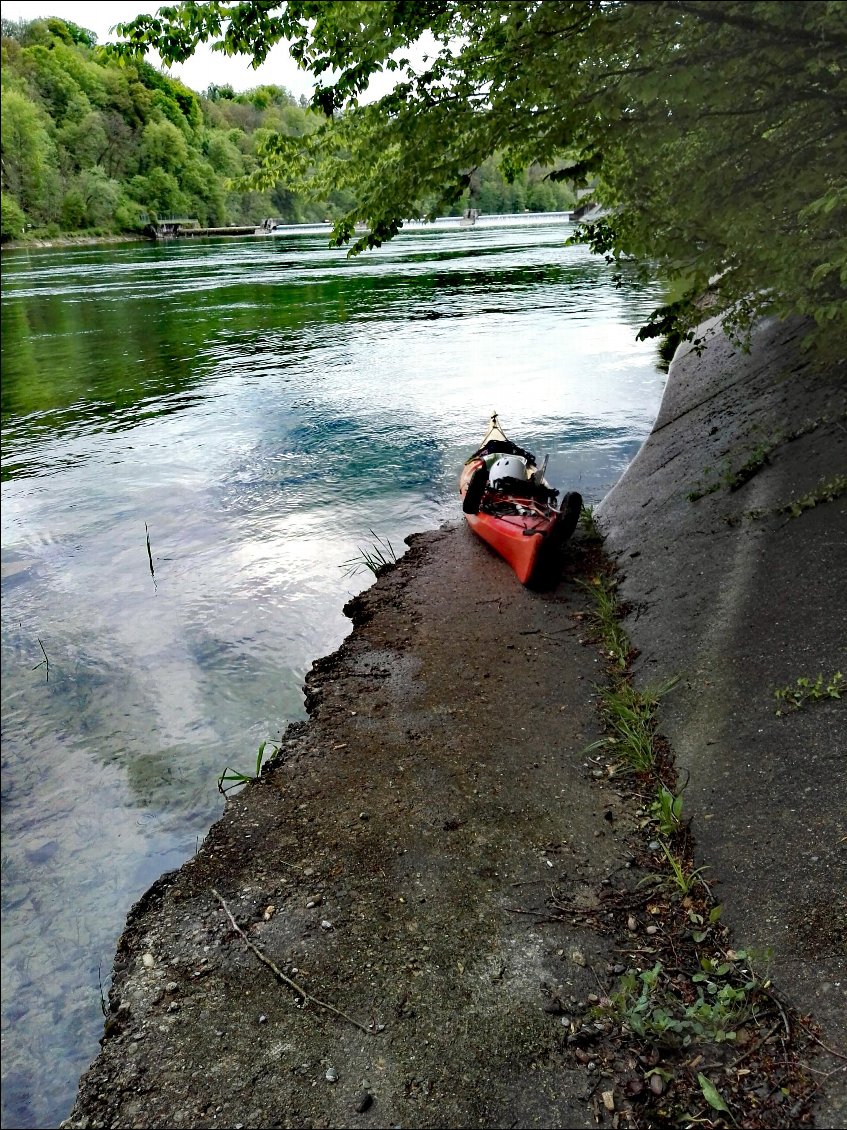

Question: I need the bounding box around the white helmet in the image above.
[488,455,528,484]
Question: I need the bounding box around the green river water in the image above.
[0,217,666,1128]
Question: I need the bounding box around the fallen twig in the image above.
[804,1027,847,1062]
[212,889,378,1036]
[731,1018,783,1068]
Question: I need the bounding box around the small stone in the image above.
[648,840,661,852]
[601,1090,615,1112]
[325,1067,338,1083]
[320,919,333,930]
[306,895,323,908]
[167,1002,180,1013]
[649,1074,664,1095]
[263,905,276,921]
[627,916,637,932]
[646,924,659,936]
[258,1015,267,1024]
[142,953,155,968]
[166,981,179,992]
[571,950,586,967]
[354,1091,373,1113]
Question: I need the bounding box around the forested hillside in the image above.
[0,15,575,242]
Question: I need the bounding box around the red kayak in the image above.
[459,414,582,586]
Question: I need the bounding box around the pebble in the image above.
[306,895,323,908]
[646,924,659,935]
[166,981,179,993]
[602,1090,615,1112]
[320,919,333,930]
[627,915,637,932]
[354,1091,373,1113]
[325,1067,338,1083]
[263,905,276,920]
[648,840,661,851]
[142,953,155,968]
[571,950,586,967]
[650,1074,664,1095]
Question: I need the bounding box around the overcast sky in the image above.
[0,1,317,97]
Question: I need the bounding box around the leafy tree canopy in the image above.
[0,13,569,242]
[115,1,847,349]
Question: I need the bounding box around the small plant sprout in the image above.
[650,783,684,837]
[690,902,724,944]
[341,530,398,578]
[774,671,842,715]
[579,504,602,541]
[660,841,709,896]
[218,740,277,796]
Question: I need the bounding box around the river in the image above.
[0,217,665,1128]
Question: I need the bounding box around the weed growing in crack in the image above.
[777,472,847,518]
[604,949,768,1049]
[586,683,655,772]
[579,572,631,668]
[576,548,819,1125]
[649,783,685,837]
[688,414,844,504]
[579,504,603,541]
[659,841,710,896]
[774,671,842,715]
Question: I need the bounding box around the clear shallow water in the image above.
[0,219,665,1128]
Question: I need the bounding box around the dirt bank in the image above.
[63,527,635,1129]
[63,316,845,1130]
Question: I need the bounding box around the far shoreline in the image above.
[1,233,149,253]
[1,211,576,255]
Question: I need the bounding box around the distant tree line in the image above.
[0,16,575,242]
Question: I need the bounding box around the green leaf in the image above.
[698,1072,731,1114]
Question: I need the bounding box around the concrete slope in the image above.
[597,315,847,1123]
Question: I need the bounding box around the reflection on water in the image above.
[0,219,665,1128]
